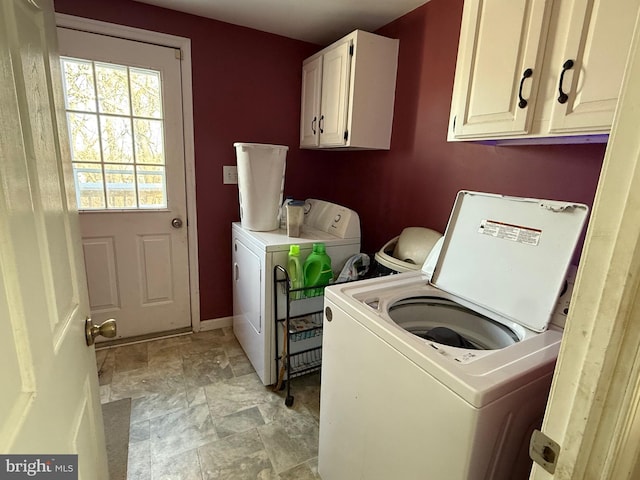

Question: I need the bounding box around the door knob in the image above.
[171,218,183,228]
[85,317,117,346]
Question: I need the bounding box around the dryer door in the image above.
[233,237,262,334]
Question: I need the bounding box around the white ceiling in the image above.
[134,0,429,45]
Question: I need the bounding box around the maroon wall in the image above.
[55,0,605,321]
[53,0,317,321]
[296,0,605,255]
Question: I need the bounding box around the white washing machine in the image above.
[232,198,361,386]
[318,191,588,480]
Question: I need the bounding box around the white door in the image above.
[56,28,191,340]
[0,0,107,477]
[530,8,640,479]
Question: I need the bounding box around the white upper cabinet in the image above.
[300,30,399,150]
[318,40,352,147]
[300,56,323,147]
[449,0,640,142]
[546,0,639,133]
[450,0,553,139]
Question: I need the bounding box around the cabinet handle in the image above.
[517,68,533,108]
[557,59,574,104]
[319,115,324,134]
[311,116,317,134]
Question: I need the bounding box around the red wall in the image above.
[54,0,605,321]
[297,0,605,255]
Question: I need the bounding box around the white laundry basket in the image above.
[234,142,288,231]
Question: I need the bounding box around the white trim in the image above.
[198,317,234,332]
[55,13,201,332]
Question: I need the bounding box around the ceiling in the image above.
[133,0,429,45]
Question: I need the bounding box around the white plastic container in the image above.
[286,201,305,237]
[234,142,288,231]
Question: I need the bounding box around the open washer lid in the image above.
[428,191,589,332]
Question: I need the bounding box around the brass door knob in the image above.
[85,317,117,346]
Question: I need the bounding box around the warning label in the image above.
[478,219,541,246]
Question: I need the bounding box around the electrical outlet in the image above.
[223,165,238,185]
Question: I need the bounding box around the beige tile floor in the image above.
[96,328,322,480]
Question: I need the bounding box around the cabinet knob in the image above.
[517,68,533,109]
[557,59,574,104]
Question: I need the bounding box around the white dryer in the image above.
[318,191,588,480]
[232,198,361,385]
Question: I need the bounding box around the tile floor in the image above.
[96,327,322,480]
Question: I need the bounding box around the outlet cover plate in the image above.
[223,165,238,185]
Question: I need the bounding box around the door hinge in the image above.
[344,130,349,141]
[530,429,560,474]
[349,44,354,56]
[175,48,183,60]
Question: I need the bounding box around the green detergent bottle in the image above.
[303,243,333,297]
[287,244,303,299]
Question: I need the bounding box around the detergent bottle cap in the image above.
[289,244,300,255]
[313,243,326,254]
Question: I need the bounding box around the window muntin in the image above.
[61,57,167,210]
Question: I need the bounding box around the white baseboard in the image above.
[198,316,233,332]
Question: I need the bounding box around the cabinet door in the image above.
[451,0,552,138]
[319,40,352,146]
[300,56,322,147]
[548,0,639,133]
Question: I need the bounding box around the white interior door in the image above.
[56,28,191,340]
[0,0,107,477]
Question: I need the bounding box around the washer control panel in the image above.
[303,199,361,239]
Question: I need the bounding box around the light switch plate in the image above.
[223,165,238,184]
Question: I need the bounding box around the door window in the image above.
[60,57,167,210]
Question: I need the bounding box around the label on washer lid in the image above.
[478,219,541,246]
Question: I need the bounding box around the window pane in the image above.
[134,119,165,164]
[61,56,169,211]
[67,113,101,162]
[131,68,162,118]
[96,63,130,115]
[137,165,167,208]
[73,162,105,209]
[101,116,133,163]
[61,58,96,112]
[105,164,136,209]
